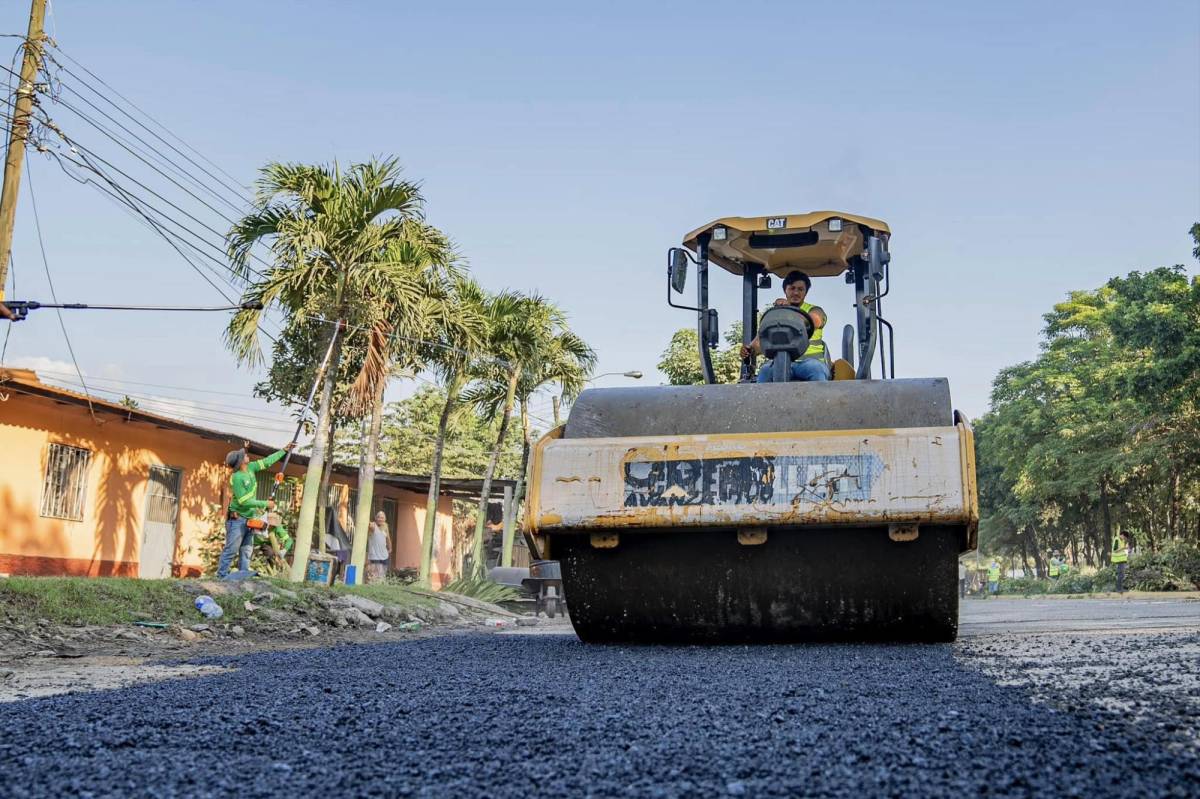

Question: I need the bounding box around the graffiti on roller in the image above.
[622,454,884,508]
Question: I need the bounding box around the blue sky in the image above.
[2,0,1198,443]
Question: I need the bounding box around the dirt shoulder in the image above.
[0,575,539,702]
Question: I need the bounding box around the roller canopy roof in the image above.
[682,211,890,278]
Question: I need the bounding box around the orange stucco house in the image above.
[0,369,507,585]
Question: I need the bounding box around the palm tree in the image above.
[226,158,426,582]
[464,295,595,576]
[345,226,479,578]
[417,278,494,586]
[502,328,594,565]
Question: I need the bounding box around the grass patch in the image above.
[0,575,438,630]
[0,577,201,626]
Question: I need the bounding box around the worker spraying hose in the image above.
[219,443,295,579]
[215,321,341,580]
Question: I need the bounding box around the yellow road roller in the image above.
[524,212,978,642]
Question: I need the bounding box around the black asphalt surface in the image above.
[2,614,1198,797]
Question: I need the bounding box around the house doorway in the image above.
[141,466,182,579]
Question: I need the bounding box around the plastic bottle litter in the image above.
[482,617,514,628]
[195,595,224,620]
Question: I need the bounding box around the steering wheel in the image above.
[771,303,815,337]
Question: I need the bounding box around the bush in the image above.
[1162,541,1200,589]
[998,576,1048,595]
[1049,572,1095,594]
[1091,565,1118,592]
[1121,543,1200,591]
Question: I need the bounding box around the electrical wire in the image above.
[10,300,258,312]
[35,115,265,280]
[32,368,272,398]
[37,145,275,323]
[46,91,255,241]
[25,157,98,424]
[51,76,246,217]
[46,41,249,194]
[43,380,301,428]
[0,61,273,288]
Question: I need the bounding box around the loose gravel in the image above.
[1,629,1197,798]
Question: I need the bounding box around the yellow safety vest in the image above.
[987,564,1000,581]
[1048,561,1060,578]
[800,301,826,360]
[1111,537,1128,564]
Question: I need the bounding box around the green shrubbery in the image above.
[994,543,1200,595]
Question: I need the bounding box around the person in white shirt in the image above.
[367,511,392,583]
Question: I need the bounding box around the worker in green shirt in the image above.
[218,443,293,578]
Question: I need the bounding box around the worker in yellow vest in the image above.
[741,271,830,382]
[1112,532,1131,593]
[987,560,1001,595]
[1048,555,1061,579]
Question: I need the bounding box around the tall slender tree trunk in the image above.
[1168,471,1181,541]
[1100,477,1113,559]
[470,368,519,579]
[420,369,463,586]
[502,401,532,567]
[288,328,345,582]
[316,424,337,553]
[350,375,387,580]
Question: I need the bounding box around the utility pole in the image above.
[0,0,47,320]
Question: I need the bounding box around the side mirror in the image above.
[668,248,689,294]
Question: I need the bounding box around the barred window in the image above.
[40,443,92,521]
[256,471,296,507]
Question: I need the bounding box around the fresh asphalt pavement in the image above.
[1,598,1197,798]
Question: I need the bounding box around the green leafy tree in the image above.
[226,158,426,582]
[344,224,475,578]
[464,294,594,577]
[657,323,745,385]
[977,223,1200,576]
[415,278,494,585]
[466,303,595,567]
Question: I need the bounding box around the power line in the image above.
[34,109,265,281]
[24,157,98,424]
[33,371,300,420]
[32,368,272,399]
[46,42,249,194]
[51,74,246,216]
[46,91,254,239]
[44,380,302,428]
[38,146,266,313]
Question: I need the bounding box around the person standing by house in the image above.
[366,510,392,583]
[987,559,1001,596]
[1112,531,1132,593]
[219,444,293,579]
